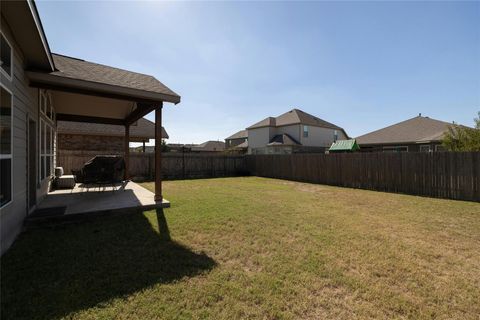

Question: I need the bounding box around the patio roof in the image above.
[27,54,180,105]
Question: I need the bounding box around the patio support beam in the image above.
[154,103,163,202]
[125,124,130,180]
[125,103,156,126]
[56,113,124,125]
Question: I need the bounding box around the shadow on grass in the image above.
[1,209,215,320]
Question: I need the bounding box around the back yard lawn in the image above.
[1,177,479,319]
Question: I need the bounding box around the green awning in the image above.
[329,139,360,152]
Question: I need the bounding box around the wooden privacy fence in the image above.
[246,152,480,202]
[57,151,248,180]
[58,151,479,201]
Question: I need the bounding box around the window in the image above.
[383,146,408,153]
[0,84,12,207]
[419,145,431,152]
[39,90,55,181]
[40,90,55,121]
[333,130,338,142]
[39,120,54,181]
[0,33,12,80]
[303,125,309,138]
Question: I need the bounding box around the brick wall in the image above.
[58,134,125,152]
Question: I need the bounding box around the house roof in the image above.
[356,116,456,145]
[57,117,169,140]
[191,141,225,152]
[27,54,181,104]
[247,109,348,136]
[235,140,249,148]
[267,134,301,146]
[225,130,248,140]
[329,139,360,152]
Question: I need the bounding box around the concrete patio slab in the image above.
[32,181,169,221]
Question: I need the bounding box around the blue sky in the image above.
[37,1,480,144]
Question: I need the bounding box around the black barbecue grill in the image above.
[72,156,126,188]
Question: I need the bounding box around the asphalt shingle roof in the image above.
[356,116,456,145]
[247,109,345,133]
[51,54,180,100]
[225,130,248,140]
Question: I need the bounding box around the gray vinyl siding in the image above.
[274,124,301,142]
[300,125,347,147]
[0,18,41,255]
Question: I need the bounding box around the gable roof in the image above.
[57,117,169,140]
[247,109,347,136]
[356,116,456,145]
[225,130,248,140]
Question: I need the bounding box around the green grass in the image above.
[1,177,480,319]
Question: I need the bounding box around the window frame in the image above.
[333,129,338,142]
[419,145,431,152]
[0,31,13,82]
[0,82,13,208]
[38,90,55,182]
[303,125,309,138]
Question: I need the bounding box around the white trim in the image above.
[0,82,13,209]
[0,31,13,82]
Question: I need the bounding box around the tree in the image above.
[442,111,480,151]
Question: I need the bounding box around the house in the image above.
[191,141,225,152]
[356,114,456,152]
[225,130,248,149]
[0,0,180,255]
[57,117,169,153]
[247,109,348,154]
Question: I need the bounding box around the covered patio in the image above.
[27,53,180,215]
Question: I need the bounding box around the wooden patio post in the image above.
[142,141,146,153]
[125,124,130,180]
[154,103,163,202]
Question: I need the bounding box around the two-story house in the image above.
[246,109,348,154]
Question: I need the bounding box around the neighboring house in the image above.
[191,141,225,152]
[356,115,456,152]
[225,130,248,150]
[0,0,180,255]
[167,141,225,153]
[57,118,169,153]
[246,109,348,154]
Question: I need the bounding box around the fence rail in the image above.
[58,151,479,201]
[246,153,480,202]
